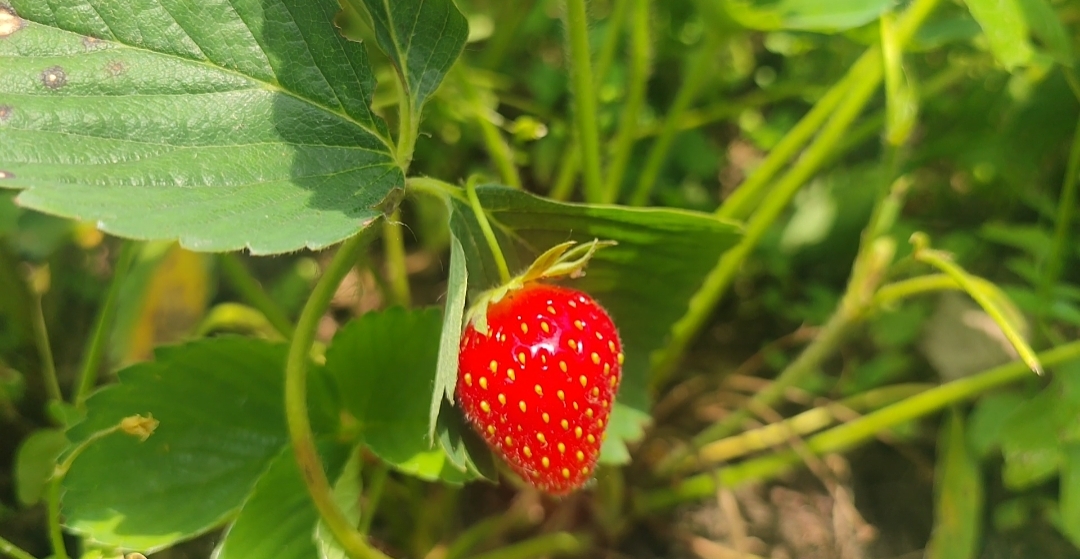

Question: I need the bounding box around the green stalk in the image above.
[469,533,590,559]
[28,269,60,405]
[549,0,631,200]
[604,0,652,203]
[650,0,943,384]
[45,472,67,559]
[651,53,884,391]
[74,242,136,407]
[0,536,36,559]
[1040,113,1080,316]
[285,228,390,559]
[382,212,412,307]
[694,383,930,466]
[467,180,512,284]
[563,0,605,203]
[629,32,719,206]
[358,463,389,535]
[638,340,1080,513]
[218,252,294,339]
[458,68,522,188]
[911,234,1042,374]
[715,69,855,220]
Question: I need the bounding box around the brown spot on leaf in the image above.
[0,170,14,179]
[0,6,24,38]
[41,66,67,89]
[82,35,103,49]
[0,105,11,122]
[106,60,126,77]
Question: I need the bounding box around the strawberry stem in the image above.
[466,178,512,284]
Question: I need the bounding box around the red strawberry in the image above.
[457,283,623,495]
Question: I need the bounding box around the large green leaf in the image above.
[721,0,892,32]
[442,185,742,464]
[62,338,333,552]
[325,307,475,481]
[999,388,1061,490]
[354,0,468,118]
[0,0,401,254]
[216,443,350,559]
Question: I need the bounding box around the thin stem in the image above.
[563,0,605,203]
[75,242,136,406]
[468,533,590,559]
[458,68,522,188]
[636,340,1080,513]
[467,180,512,284]
[27,269,60,405]
[549,0,631,200]
[382,213,412,307]
[651,51,884,390]
[604,0,651,203]
[218,252,294,339]
[912,236,1042,374]
[285,228,390,559]
[629,33,719,206]
[694,304,857,446]
[693,383,929,467]
[649,0,943,384]
[0,535,37,559]
[46,474,68,559]
[358,463,388,535]
[715,69,855,220]
[872,274,963,308]
[1040,112,1080,317]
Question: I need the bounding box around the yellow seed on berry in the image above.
[480,401,491,413]
[542,456,550,468]
[479,377,488,390]
[519,401,527,412]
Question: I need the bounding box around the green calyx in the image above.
[464,239,616,336]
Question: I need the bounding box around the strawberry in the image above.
[457,281,623,495]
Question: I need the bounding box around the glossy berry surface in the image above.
[457,283,623,494]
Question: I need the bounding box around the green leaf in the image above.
[430,233,468,437]
[598,404,650,465]
[968,392,1027,458]
[315,450,363,559]
[721,0,892,32]
[13,427,66,507]
[354,0,469,117]
[926,409,983,559]
[0,0,401,254]
[326,307,475,481]
[963,0,1035,70]
[1015,0,1073,66]
[62,338,331,552]
[473,185,742,410]
[1060,445,1080,547]
[449,185,742,464]
[999,389,1061,490]
[216,442,350,559]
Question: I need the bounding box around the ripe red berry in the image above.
[457,283,623,495]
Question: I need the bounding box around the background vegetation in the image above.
[2,0,1080,558]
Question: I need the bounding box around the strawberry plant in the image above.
[1,0,1080,558]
